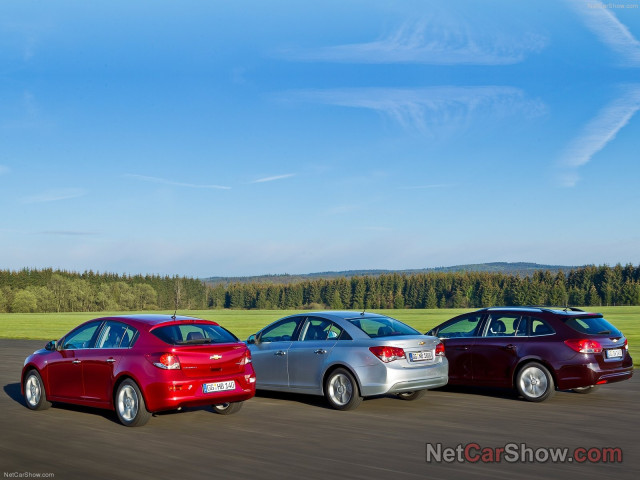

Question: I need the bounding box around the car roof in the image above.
[477,307,602,317]
[286,311,392,321]
[92,314,218,329]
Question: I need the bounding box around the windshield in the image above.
[564,316,622,336]
[348,316,420,338]
[151,323,238,345]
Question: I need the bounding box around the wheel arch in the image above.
[112,374,150,411]
[321,364,363,397]
[512,358,558,390]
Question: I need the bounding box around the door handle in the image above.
[503,344,516,350]
[453,346,469,351]
[314,349,327,355]
[106,358,116,363]
[72,359,81,364]
[275,351,287,356]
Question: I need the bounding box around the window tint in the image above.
[348,316,419,338]
[483,314,520,337]
[300,317,348,341]
[259,317,303,342]
[62,322,102,350]
[564,316,620,336]
[152,323,238,345]
[96,321,138,349]
[437,314,482,338]
[530,318,555,336]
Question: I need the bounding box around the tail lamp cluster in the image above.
[564,338,628,354]
[369,342,444,363]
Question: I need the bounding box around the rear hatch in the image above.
[564,315,628,368]
[150,321,248,378]
[173,344,247,378]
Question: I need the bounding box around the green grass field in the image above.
[1,307,638,367]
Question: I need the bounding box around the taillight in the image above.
[153,353,181,370]
[564,339,603,354]
[239,349,252,365]
[435,342,445,357]
[369,346,405,363]
[623,339,628,350]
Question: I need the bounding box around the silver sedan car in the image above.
[247,311,448,410]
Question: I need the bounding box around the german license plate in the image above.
[409,351,433,362]
[606,349,623,359]
[203,380,236,393]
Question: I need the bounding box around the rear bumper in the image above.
[141,366,256,412]
[555,362,633,390]
[357,359,449,397]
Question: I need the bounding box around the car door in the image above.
[250,316,304,388]
[431,313,483,384]
[471,313,527,387]
[81,321,135,403]
[47,321,103,399]
[287,317,341,393]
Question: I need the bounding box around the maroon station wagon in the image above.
[426,307,633,402]
[22,315,256,426]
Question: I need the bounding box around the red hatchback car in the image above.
[427,307,633,402]
[22,314,256,426]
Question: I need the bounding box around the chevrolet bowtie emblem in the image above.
[419,341,425,345]
[210,354,222,360]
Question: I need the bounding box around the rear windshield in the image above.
[564,316,621,336]
[348,316,420,338]
[152,323,238,345]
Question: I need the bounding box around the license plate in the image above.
[606,349,623,359]
[203,380,236,393]
[409,351,433,362]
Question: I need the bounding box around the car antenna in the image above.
[171,308,177,320]
[361,308,365,316]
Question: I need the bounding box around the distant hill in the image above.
[202,262,579,285]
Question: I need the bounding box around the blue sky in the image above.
[1,0,639,277]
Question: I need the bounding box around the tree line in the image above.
[1,264,639,313]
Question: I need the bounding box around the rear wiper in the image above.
[179,338,213,344]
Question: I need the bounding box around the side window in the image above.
[484,315,520,337]
[259,317,303,343]
[300,317,346,341]
[530,318,555,336]
[437,314,483,338]
[96,321,138,349]
[515,317,528,336]
[62,322,102,350]
[119,326,138,348]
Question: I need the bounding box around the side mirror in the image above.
[45,340,58,351]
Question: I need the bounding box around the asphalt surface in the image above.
[1,339,638,480]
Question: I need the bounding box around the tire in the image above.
[24,370,51,411]
[572,385,601,394]
[212,402,244,415]
[516,362,556,402]
[324,368,363,411]
[397,390,428,401]
[115,379,151,427]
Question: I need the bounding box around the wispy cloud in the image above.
[22,188,87,204]
[568,0,640,66]
[557,84,640,187]
[250,173,296,183]
[279,19,546,65]
[280,87,545,133]
[37,230,98,236]
[124,174,231,190]
[400,183,457,190]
